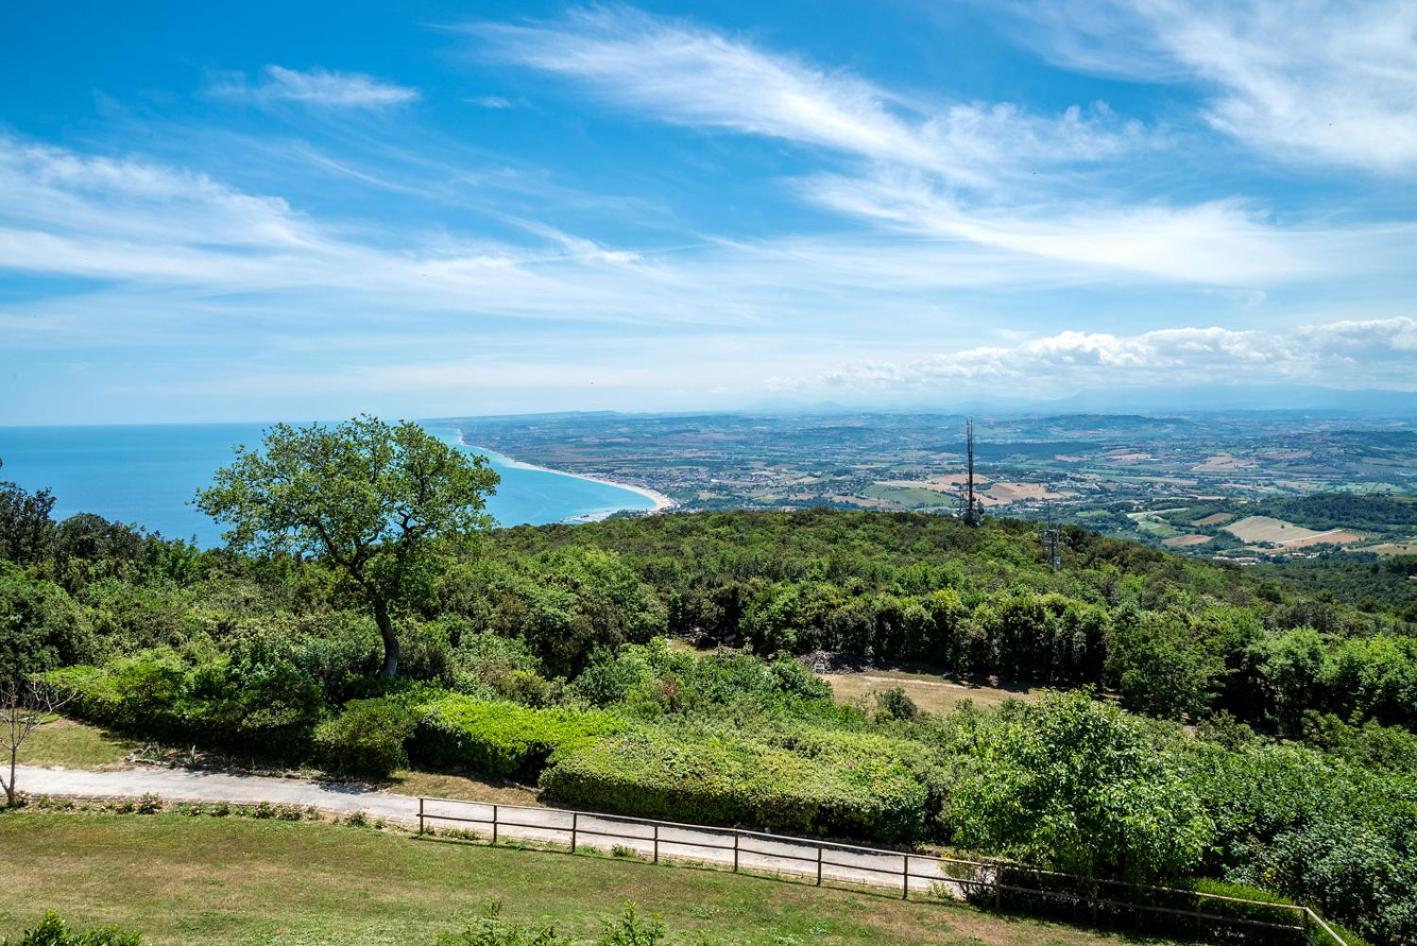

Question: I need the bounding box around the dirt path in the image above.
[15,765,970,898]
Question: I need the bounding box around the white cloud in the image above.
[818,317,1417,391]
[210,65,419,108]
[474,7,1149,188]
[466,95,519,109]
[472,6,1417,286]
[803,172,1417,284]
[1001,0,1417,173]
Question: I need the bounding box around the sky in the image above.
[2,0,1416,425]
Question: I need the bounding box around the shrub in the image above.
[595,905,666,946]
[435,901,568,946]
[314,698,417,777]
[872,687,919,721]
[0,571,94,687]
[3,912,143,946]
[411,695,627,781]
[942,691,1213,884]
[41,642,323,755]
[541,726,928,843]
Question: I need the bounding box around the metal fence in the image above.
[416,797,1348,946]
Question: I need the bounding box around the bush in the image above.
[41,642,323,755]
[540,726,928,843]
[2,912,143,946]
[594,905,665,946]
[315,698,417,777]
[434,901,567,946]
[941,691,1213,884]
[411,695,627,781]
[872,687,919,721]
[0,570,94,687]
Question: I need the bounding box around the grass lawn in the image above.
[0,812,1173,946]
[18,717,138,769]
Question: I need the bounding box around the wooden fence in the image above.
[416,797,1349,946]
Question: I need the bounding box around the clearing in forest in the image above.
[821,669,1040,714]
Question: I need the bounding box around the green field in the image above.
[0,813,1169,946]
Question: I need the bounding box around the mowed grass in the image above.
[18,717,138,769]
[0,813,1171,946]
[821,670,1040,714]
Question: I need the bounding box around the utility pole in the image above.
[963,418,981,527]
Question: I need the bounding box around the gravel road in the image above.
[15,764,974,898]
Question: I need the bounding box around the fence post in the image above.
[418,797,424,837]
[653,824,659,864]
[492,804,498,845]
[993,867,1002,911]
[902,855,910,900]
[571,812,579,853]
[733,832,739,872]
[816,846,823,887]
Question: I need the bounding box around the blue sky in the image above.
[2,0,1415,424]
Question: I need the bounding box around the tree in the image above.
[2,681,74,807]
[196,416,499,678]
[0,570,94,688]
[0,461,56,566]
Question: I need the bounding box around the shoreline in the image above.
[448,430,677,517]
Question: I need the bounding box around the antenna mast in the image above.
[1042,526,1061,570]
[963,417,980,526]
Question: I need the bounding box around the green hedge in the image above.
[41,643,323,754]
[410,694,627,781]
[540,726,928,843]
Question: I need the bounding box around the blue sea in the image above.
[0,422,655,547]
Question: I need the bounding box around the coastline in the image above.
[448,430,677,517]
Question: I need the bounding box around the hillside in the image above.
[3,495,1413,944]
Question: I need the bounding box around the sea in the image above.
[0,422,655,547]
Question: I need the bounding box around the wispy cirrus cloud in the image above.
[470,6,1417,287]
[472,7,1151,189]
[208,65,419,108]
[997,0,1417,173]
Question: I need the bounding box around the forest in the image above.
[3,452,1416,944]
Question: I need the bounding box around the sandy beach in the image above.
[452,432,677,516]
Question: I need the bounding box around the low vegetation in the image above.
[3,421,1415,943]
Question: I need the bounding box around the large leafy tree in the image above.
[0,460,56,566]
[196,416,499,678]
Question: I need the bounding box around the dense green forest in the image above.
[4,443,1416,943]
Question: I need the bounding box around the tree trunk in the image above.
[374,601,400,679]
[6,748,15,807]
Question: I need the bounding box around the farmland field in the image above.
[1221,514,1366,549]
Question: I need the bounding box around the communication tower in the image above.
[963,418,982,527]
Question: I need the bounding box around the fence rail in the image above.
[416,797,1347,946]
